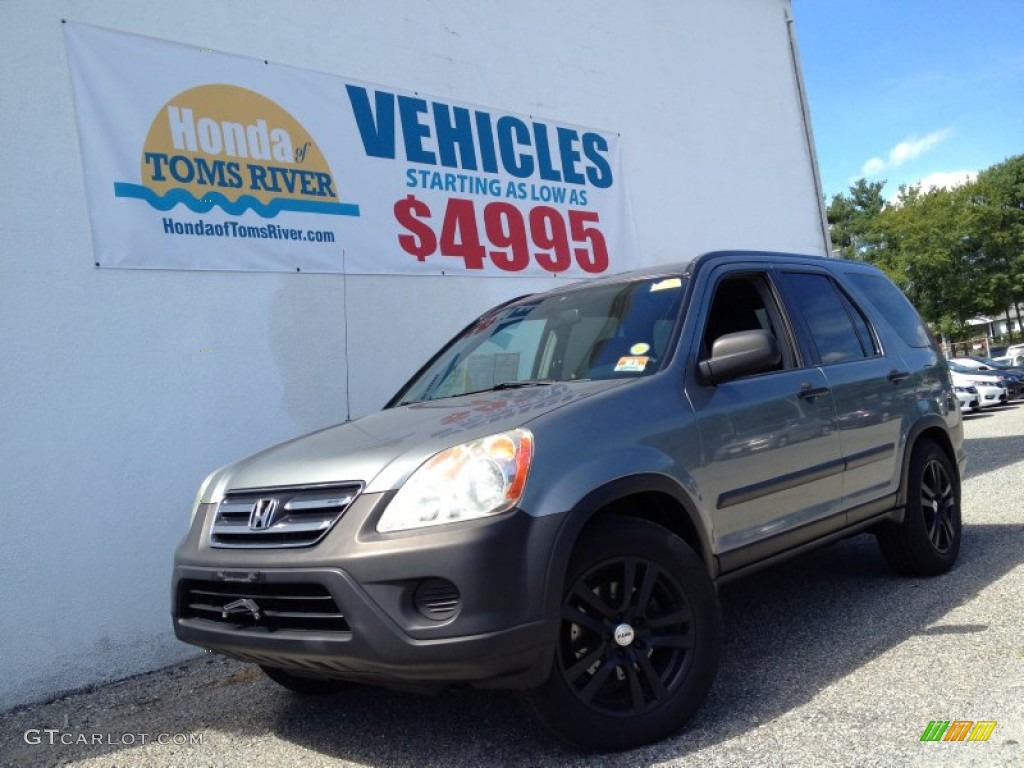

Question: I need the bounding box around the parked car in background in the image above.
[949,356,1024,399]
[953,385,981,412]
[947,362,1009,407]
[993,354,1024,367]
[1006,343,1024,361]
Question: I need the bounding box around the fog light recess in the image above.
[414,578,461,621]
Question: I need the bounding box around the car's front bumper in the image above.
[172,492,563,689]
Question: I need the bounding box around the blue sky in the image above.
[792,0,1024,201]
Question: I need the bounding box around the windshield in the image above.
[393,275,687,405]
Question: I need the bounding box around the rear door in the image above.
[776,269,908,518]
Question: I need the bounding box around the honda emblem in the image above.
[248,498,279,530]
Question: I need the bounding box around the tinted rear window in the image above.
[783,272,877,364]
[846,273,932,348]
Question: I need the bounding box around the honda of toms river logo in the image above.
[114,84,359,219]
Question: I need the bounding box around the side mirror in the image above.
[699,329,781,384]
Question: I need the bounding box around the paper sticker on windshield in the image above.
[650,278,681,292]
[629,342,651,355]
[615,356,650,372]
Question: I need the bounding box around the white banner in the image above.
[64,23,638,276]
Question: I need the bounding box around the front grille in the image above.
[178,579,350,632]
[209,483,362,548]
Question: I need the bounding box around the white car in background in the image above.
[949,356,1024,399]
[947,362,1008,408]
[993,354,1024,367]
[953,385,981,412]
[1005,343,1024,361]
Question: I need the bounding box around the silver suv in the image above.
[173,251,965,750]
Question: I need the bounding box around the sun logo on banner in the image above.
[114,84,359,219]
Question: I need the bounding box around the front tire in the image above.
[877,439,961,576]
[528,517,722,751]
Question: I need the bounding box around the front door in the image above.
[685,268,844,573]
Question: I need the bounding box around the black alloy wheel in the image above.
[919,452,958,554]
[528,517,722,751]
[877,438,962,576]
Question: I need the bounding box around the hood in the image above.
[950,370,1004,385]
[206,379,626,498]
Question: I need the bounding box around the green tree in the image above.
[974,155,1024,337]
[871,183,985,338]
[826,178,886,259]
[825,157,1024,344]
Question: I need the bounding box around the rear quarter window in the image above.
[845,272,933,349]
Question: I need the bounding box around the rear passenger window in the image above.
[846,272,933,348]
[783,272,879,364]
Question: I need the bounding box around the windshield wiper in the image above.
[400,380,556,405]
[491,380,553,390]
[451,380,554,397]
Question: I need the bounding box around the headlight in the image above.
[377,429,534,533]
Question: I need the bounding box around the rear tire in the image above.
[260,665,356,695]
[527,517,722,751]
[877,439,961,576]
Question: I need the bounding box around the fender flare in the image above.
[894,415,961,516]
[540,473,714,617]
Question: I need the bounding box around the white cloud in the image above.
[890,129,953,164]
[915,169,977,191]
[860,127,955,177]
[861,157,887,176]
[885,170,978,204]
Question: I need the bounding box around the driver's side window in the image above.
[701,274,792,372]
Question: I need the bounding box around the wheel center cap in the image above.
[613,623,635,647]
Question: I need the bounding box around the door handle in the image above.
[887,369,910,384]
[798,384,830,400]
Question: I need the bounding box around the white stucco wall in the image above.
[0,0,825,709]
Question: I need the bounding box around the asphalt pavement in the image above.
[2,402,1023,768]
